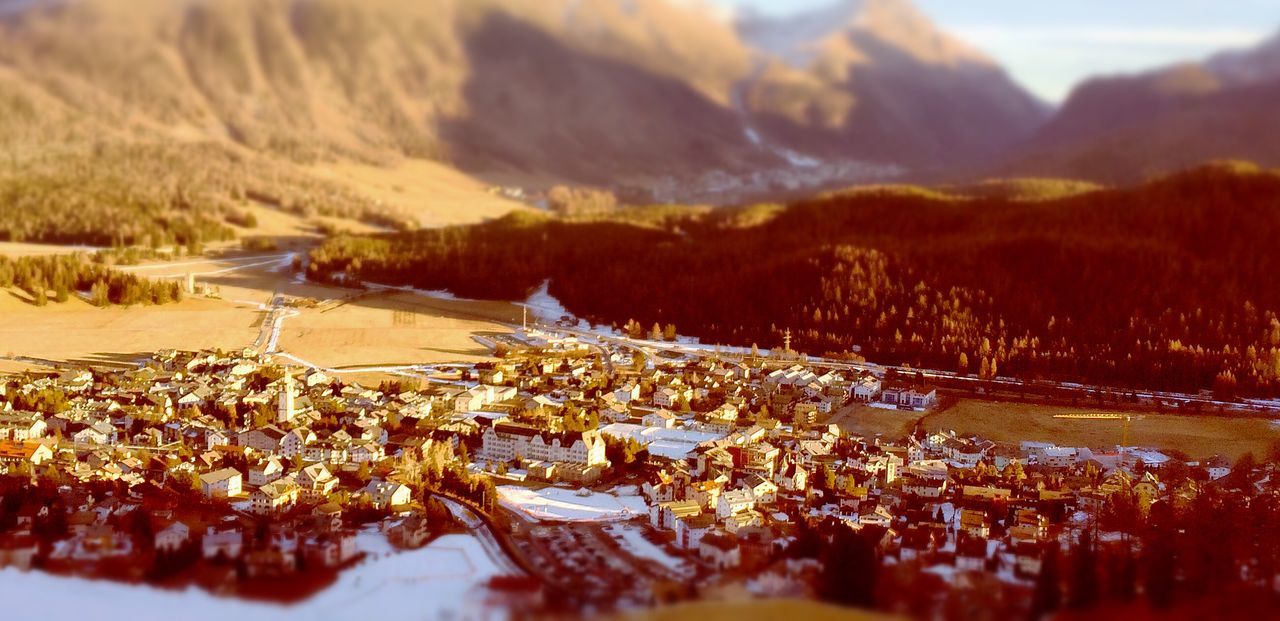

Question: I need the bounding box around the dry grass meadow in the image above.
[832,398,1279,460]
[307,159,528,228]
[921,399,1280,460]
[0,246,519,372]
[276,291,520,368]
[0,292,257,368]
[831,403,922,439]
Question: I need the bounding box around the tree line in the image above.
[0,253,183,307]
[1033,462,1280,619]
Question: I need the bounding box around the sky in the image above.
[718,0,1280,102]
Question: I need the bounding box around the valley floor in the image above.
[0,248,518,373]
[923,399,1280,461]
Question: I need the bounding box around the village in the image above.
[0,319,1277,618]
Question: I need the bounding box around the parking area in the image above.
[510,514,700,609]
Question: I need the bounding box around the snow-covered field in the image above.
[498,485,647,522]
[0,533,507,621]
[600,423,725,459]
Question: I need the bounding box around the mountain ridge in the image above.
[1004,27,1280,183]
[735,0,1047,170]
[0,0,1048,198]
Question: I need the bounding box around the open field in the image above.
[831,403,923,439]
[230,203,390,240]
[0,359,54,376]
[0,153,527,371]
[921,399,1280,460]
[0,290,258,367]
[308,159,528,228]
[0,250,520,370]
[277,291,518,368]
[618,600,894,621]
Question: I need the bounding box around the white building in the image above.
[248,457,284,487]
[641,410,678,429]
[202,529,244,559]
[699,532,740,570]
[281,428,315,458]
[251,480,299,515]
[1033,446,1079,469]
[715,488,755,520]
[154,521,190,552]
[852,376,882,402]
[199,467,243,498]
[0,414,47,442]
[297,463,338,500]
[73,421,116,445]
[653,386,692,409]
[479,423,608,467]
[364,480,411,510]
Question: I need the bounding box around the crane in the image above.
[1052,413,1143,452]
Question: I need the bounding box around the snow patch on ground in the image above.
[868,402,922,412]
[498,485,647,522]
[0,533,508,621]
[600,423,726,460]
[523,280,581,326]
[367,281,485,303]
[353,524,396,558]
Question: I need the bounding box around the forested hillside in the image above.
[308,164,1280,397]
[0,143,412,247]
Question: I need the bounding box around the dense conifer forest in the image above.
[307,164,1280,397]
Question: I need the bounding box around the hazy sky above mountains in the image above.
[721,0,1280,101]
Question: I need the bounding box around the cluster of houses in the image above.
[634,413,1262,591]
[455,333,1261,596]
[0,349,445,583]
[0,331,1270,609]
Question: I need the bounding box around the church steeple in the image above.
[277,369,296,424]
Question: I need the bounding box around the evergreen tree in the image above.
[1068,531,1098,609]
[1031,545,1061,620]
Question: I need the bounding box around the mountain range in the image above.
[0,0,1277,198]
[1008,30,1280,183]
